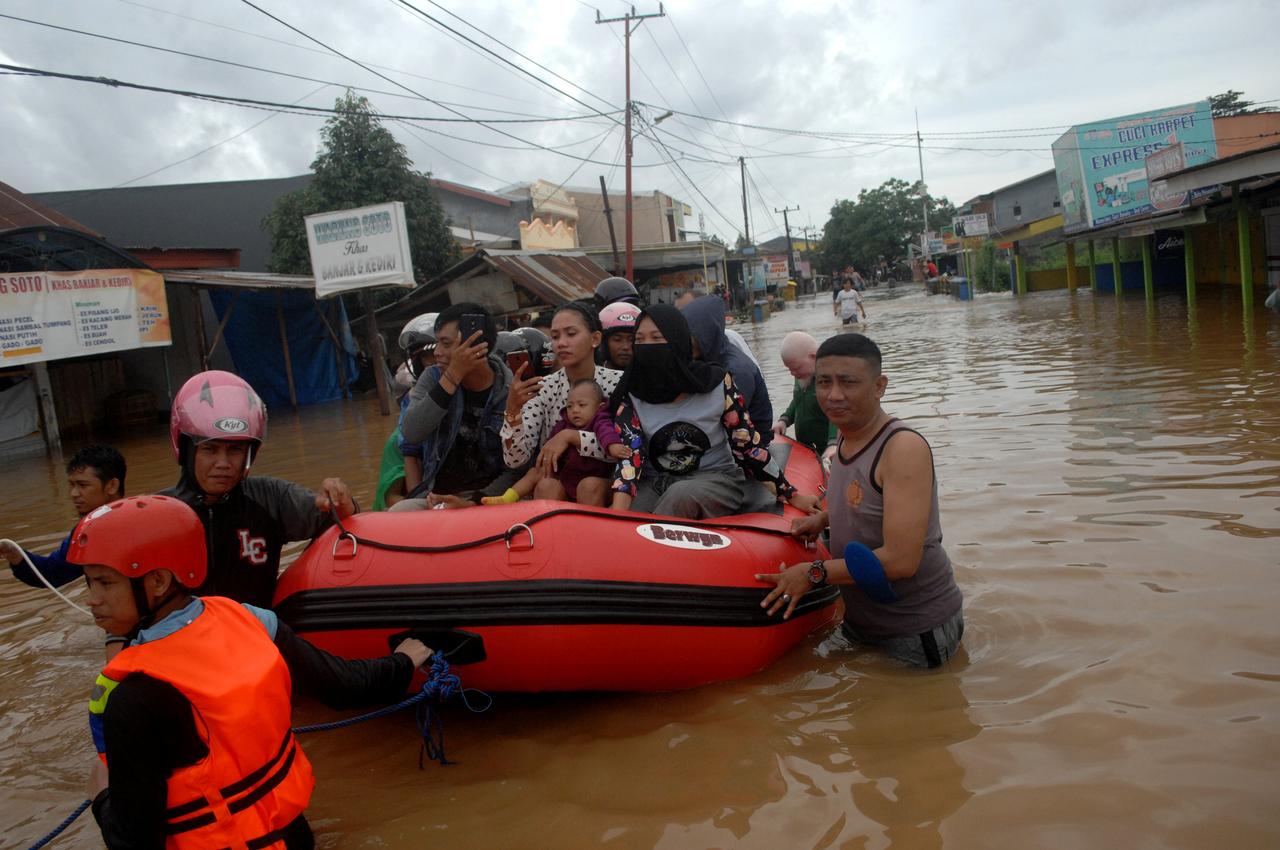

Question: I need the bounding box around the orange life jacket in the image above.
[91,596,315,850]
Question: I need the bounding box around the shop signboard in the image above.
[763,254,790,283]
[1145,141,1190,211]
[1153,229,1186,259]
[1053,101,1218,233]
[305,201,415,298]
[952,214,989,238]
[0,269,171,367]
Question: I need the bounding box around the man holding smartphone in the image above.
[392,303,523,510]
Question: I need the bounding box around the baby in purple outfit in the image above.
[483,379,630,506]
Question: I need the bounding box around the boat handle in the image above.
[505,522,534,551]
[332,531,358,560]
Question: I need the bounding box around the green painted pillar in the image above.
[1065,242,1078,291]
[1237,198,1254,311]
[1183,227,1196,304]
[1088,240,1097,289]
[1015,252,1027,295]
[1141,236,1154,301]
[1111,236,1122,298]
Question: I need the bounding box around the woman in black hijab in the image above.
[609,304,805,518]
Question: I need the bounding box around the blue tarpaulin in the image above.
[208,289,358,408]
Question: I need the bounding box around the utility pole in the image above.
[698,212,709,288]
[599,175,620,273]
[916,108,930,261]
[596,4,665,283]
[775,205,799,282]
[739,156,752,301]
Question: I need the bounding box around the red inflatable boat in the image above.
[273,438,840,692]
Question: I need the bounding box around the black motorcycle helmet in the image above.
[510,326,556,376]
[494,331,527,372]
[593,276,640,309]
[398,313,438,378]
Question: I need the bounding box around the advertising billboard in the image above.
[305,201,415,298]
[952,213,990,238]
[0,269,171,367]
[1053,101,1217,233]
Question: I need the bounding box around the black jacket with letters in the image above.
[159,474,336,608]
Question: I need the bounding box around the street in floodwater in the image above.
[2,286,1278,849]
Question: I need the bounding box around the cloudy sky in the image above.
[2,0,1276,243]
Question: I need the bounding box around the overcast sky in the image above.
[2,0,1276,242]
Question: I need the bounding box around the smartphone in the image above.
[506,349,531,376]
[458,313,486,345]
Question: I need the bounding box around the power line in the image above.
[414,0,618,113]
[43,82,333,209]
[0,12,609,121]
[392,120,512,186]
[0,61,688,166]
[390,0,622,125]
[236,0,634,168]
[635,114,739,235]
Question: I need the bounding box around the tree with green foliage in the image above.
[1208,90,1276,118]
[264,91,458,291]
[820,178,954,272]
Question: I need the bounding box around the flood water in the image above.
[3,286,1278,849]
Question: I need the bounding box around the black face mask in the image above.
[628,343,684,403]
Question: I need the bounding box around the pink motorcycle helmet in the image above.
[169,371,267,467]
[599,302,640,335]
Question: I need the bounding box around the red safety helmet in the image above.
[170,370,267,462]
[67,495,207,588]
[599,302,640,335]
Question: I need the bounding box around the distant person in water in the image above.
[773,332,837,462]
[758,333,964,668]
[2,444,126,588]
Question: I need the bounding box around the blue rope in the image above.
[292,654,464,767]
[26,799,91,850]
[27,655,479,849]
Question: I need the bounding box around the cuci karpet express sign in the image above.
[305,201,415,298]
[0,269,171,367]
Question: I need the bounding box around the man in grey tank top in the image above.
[756,333,964,668]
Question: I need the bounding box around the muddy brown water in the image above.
[2,287,1278,849]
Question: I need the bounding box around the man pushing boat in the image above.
[757,333,964,668]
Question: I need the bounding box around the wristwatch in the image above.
[806,559,828,587]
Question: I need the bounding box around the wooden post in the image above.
[599,175,620,274]
[1111,236,1122,298]
[1087,240,1097,290]
[206,290,240,363]
[362,291,391,415]
[31,362,61,455]
[275,292,298,411]
[1014,248,1027,295]
[312,298,349,398]
[1065,242,1077,292]
[192,287,211,371]
[1184,227,1196,304]
[1141,236,1154,302]
[1236,191,1254,312]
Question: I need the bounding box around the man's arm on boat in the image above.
[271,617,418,708]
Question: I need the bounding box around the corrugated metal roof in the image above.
[484,249,606,304]
[163,269,317,290]
[0,181,99,235]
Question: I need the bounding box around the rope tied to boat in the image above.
[327,504,800,556]
[25,654,486,849]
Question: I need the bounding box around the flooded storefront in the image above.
[2,287,1277,848]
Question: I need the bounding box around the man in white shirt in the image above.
[833,278,866,325]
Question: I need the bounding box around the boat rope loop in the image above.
[330,505,797,555]
[25,655,486,849]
